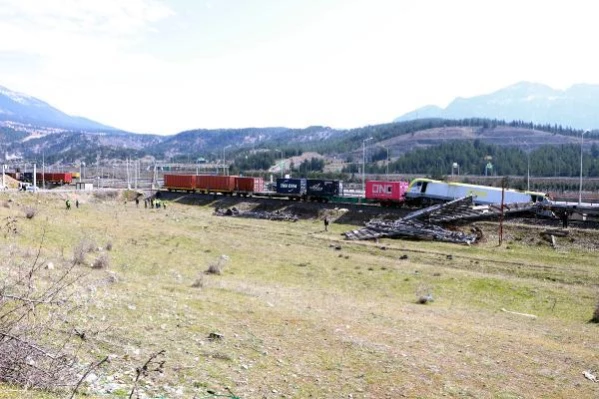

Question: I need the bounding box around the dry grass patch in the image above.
[2,192,599,398]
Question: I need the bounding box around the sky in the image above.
[1,0,598,135]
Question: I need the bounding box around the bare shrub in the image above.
[416,284,434,305]
[23,207,37,219]
[0,229,92,392]
[592,298,599,323]
[128,350,166,399]
[73,239,98,266]
[191,274,205,288]
[73,247,86,266]
[105,240,113,251]
[91,253,109,269]
[204,255,229,275]
[3,216,18,238]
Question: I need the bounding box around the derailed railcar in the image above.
[405,178,549,206]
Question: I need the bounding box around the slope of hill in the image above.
[395,82,599,130]
[1,83,598,173]
[0,86,117,131]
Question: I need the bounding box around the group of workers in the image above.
[65,199,79,210]
[141,197,166,209]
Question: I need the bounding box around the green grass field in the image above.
[0,191,598,398]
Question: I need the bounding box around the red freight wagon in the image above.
[164,174,196,191]
[234,177,264,194]
[35,172,72,184]
[365,180,409,205]
[196,175,236,193]
[51,172,73,184]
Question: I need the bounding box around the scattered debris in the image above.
[343,195,542,244]
[214,207,298,221]
[501,308,538,319]
[208,332,224,341]
[583,370,598,383]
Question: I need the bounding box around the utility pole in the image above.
[579,131,588,205]
[527,152,530,191]
[362,137,372,192]
[126,158,131,190]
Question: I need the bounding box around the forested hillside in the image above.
[4,118,599,179]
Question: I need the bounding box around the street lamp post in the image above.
[579,131,588,205]
[362,137,373,192]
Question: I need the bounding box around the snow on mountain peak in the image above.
[0,86,36,105]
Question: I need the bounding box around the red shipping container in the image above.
[196,175,236,193]
[365,180,409,202]
[164,174,196,190]
[50,172,72,183]
[234,177,264,193]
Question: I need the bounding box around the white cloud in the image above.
[2,0,599,134]
[0,0,174,56]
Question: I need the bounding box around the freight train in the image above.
[162,174,549,208]
[6,172,73,185]
[163,174,265,197]
[163,174,343,202]
[405,178,549,206]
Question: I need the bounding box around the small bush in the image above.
[105,240,113,251]
[592,299,599,323]
[23,207,37,219]
[73,239,98,265]
[417,294,434,304]
[204,255,229,275]
[92,253,110,269]
[191,274,205,288]
[73,247,86,266]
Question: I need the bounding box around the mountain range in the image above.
[0,82,596,166]
[0,86,116,131]
[395,82,599,130]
